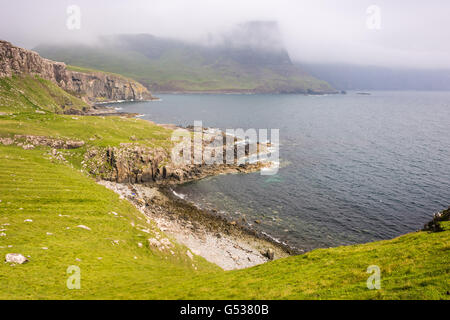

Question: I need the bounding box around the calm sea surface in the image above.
[112,91,450,251]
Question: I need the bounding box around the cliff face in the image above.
[66,70,153,103]
[0,40,153,103]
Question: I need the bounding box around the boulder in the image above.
[262,248,275,260]
[76,225,91,231]
[5,253,28,264]
[0,137,14,145]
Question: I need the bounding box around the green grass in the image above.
[0,75,448,299]
[0,75,88,114]
[0,146,218,299]
[0,111,173,149]
[0,145,448,299]
[181,226,450,299]
[66,65,142,84]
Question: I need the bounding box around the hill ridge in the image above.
[35,32,337,94]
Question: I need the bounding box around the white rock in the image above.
[138,242,143,248]
[46,232,53,236]
[76,225,91,231]
[24,219,32,222]
[187,250,194,260]
[160,238,173,248]
[148,238,162,249]
[0,232,6,237]
[42,247,48,250]
[5,253,28,264]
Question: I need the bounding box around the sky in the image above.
[1,0,449,69]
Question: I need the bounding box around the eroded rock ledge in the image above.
[83,140,269,185]
[423,207,450,232]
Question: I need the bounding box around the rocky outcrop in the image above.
[83,141,267,185]
[423,207,450,232]
[0,135,85,150]
[84,144,169,183]
[0,40,153,104]
[64,70,153,104]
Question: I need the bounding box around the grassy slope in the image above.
[0,112,173,148]
[181,226,449,299]
[0,144,448,299]
[0,145,218,299]
[0,77,448,299]
[36,45,334,93]
[0,75,87,114]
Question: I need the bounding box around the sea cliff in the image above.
[0,40,153,104]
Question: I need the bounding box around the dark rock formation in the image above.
[84,145,169,183]
[0,40,153,104]
[83,143,267,185]
[423,208,450,232]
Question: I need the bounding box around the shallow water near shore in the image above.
[112,91,450,251]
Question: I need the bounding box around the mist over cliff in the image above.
[35,21,336,94]
[3,1,450,70]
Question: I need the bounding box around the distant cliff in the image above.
[0,40,153,104]
[34,22,337,94]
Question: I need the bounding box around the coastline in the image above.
[81,99,294,269]
[150,90,340,95]
[86,107,292,269]
[99,180,292,270]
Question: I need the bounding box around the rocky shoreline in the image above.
[82,110,293,269]
[99,181,291,270]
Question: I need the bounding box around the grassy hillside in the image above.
[0,142,448,299]
[183,223,449,299]
[0,78,448,299]
[35,36,335,94]
[0,145,218,299]
[0,75,88,114]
